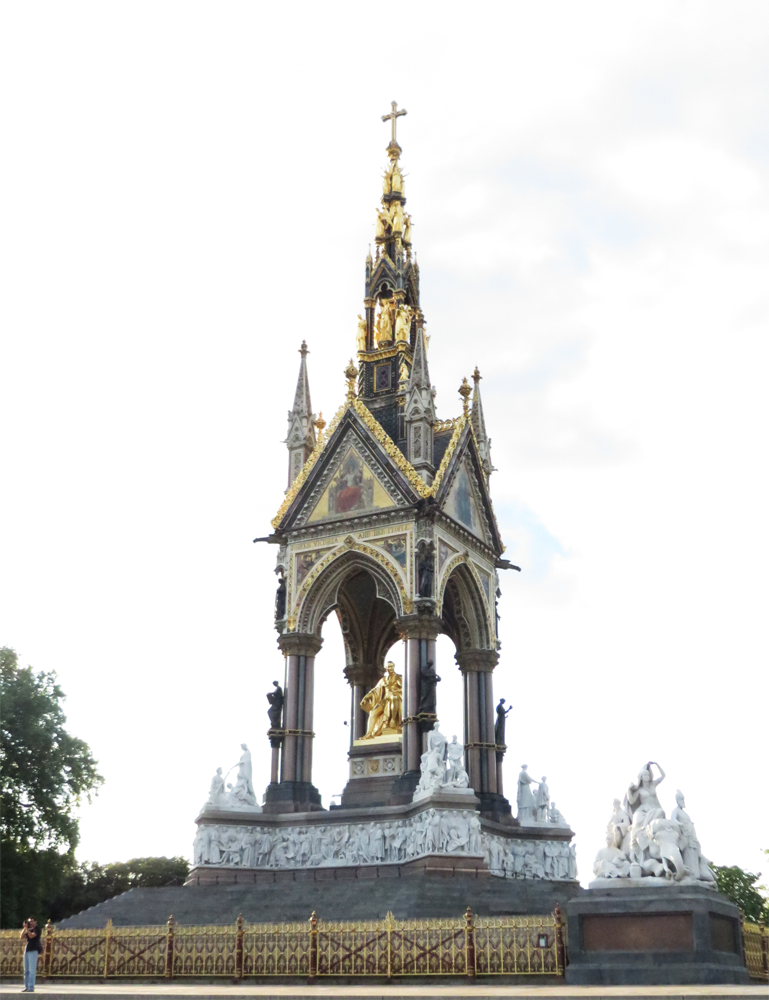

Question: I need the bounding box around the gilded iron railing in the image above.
[0,909,564,979]
[742,919,769,982]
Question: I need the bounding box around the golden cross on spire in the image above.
[382,101,407,144]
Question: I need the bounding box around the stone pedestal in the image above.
[565,884,750,985]
[339,737,403,809]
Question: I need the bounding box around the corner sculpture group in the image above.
[592,761,716,886]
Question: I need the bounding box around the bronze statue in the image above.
[360,662,403,739]
[417,540,435,597]
[495,698,512,746]
[275,577,286,620]
[267,681,284,730]
[417,659,441,716]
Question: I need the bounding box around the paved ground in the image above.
[0,985,766,999]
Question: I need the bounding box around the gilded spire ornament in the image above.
[345,360,358,401]
[313,412,326,440]
[459,377,472,416]
[381,100,407,158]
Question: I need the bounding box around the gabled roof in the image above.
[272,397,504,553]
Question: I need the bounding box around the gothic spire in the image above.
[285,341,316,488]
[471,366,492,477]
[404,328,436,483]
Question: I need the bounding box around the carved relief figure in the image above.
[375,300,394,344]
[360,662,403,739]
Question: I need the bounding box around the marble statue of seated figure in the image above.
[593,832,631,879]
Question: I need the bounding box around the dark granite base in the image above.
[58,871,584,928]
[565,884,750,985]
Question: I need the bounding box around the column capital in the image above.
[395,613,443,641]
[455,648,499,673]
[278,632,323,657]
[343,663,379,688]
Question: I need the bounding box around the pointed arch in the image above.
[438,558,493,652]
[295,545,406,637]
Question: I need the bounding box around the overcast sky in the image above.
[2,1,768,885]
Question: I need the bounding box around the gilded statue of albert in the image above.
[360,661,403,739]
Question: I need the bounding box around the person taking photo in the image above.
[20,917,42,992]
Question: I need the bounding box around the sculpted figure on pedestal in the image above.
[671,790,717,884]
[394,303,411,344]
[267,681,284,730]
[416,540,435,598]
[360,661,403,739]
[417,659,440,715]
[590,763,717,888]
[516,765,538,824]
[275,577,287,620]
[227,744,259,808]
[445,736,470,788]
[494,698,512,746]
[356,314,368,352]
[205,767,226,809]
[536,777,550,822]
[415,722,448,794]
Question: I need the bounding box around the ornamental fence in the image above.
[743,919,769,982]
[0,909,565,979]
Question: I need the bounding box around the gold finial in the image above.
[344,360,358,401]
[313,412,326,439]
[459,377,472,416]
[473,366,481,384]
[382,100,407,159]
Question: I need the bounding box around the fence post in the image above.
[464,907,476,979]
[307,911,318,984]
[42,922,53,979]
[760,920,768,982]
[104,919,112,979]
[165,915,174,979]
[235,914,244,979]
[554,905,566,975]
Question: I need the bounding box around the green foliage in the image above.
[713,863,769,923]
[0,646,103,851]
[0,851,190,928]
[0,841,74,929]
[49,856,190,922]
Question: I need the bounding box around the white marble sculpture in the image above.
[445,735,470,788]
[192,810,574,882]
[535,776,550,822]
[201,746,262,814]
[201,767,226,812]
[591,762,716,888]
[516,765,538,823]
[415,722,448,795]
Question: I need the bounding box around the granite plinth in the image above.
[58,869,584,927]
[565,884,750,985]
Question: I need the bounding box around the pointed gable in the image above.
[444,457,487,541]
[307,445,396,523]
[273,402,426,531]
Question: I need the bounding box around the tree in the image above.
[1,646,103,927]
[49,856,190,922]
[712,863,769,923]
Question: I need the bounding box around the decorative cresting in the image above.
[742,919,769,982]
[0,910,569,980]
[293,544,408,635]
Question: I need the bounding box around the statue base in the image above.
[340,738,403,810]
[262,780,323,814]
[565,884,750,985]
